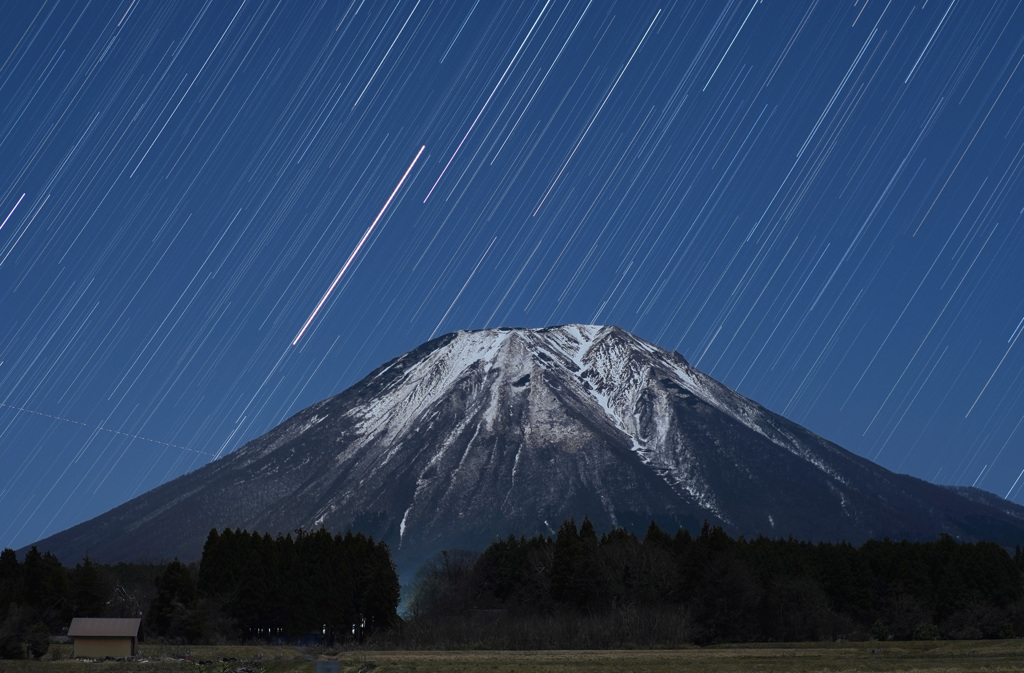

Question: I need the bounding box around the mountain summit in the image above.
[31,325,1024,570]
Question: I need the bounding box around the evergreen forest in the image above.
[2,519,1024,657]
[0,527,399,658]
[402,519,1024,647]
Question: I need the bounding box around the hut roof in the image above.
[68,618,141,638]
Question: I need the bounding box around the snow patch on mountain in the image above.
[33,323,1024,568]
[351,330,513,439]
[317,325,846,528]
[299,413,328,433]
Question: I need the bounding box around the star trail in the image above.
[2,0,1024,551]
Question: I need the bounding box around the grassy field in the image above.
[4,640,1024,673]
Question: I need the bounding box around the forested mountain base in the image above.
[402,519,1024,647]
[197,528,400,643]
[0,528,400,658]
[3,519,1023,656]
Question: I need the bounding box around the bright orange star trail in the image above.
[292,145,425,346]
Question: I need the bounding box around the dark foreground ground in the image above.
[5,640,1024,673]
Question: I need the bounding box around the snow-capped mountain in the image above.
[29,325,1024,571]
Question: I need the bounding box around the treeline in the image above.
[402,519,1024,647]
[194,527,399,643]
[6,520,1024,655]
[0,547,138,659]
[0,527,399,658]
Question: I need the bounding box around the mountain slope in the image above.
[29,325,1024,571]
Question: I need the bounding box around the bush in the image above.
[25,622,49,659]
[912,622,939,640]
[0,607,26,659]
[0,632,24,659]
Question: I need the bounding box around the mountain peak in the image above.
[29,325,1024,575]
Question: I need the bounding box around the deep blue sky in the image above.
[3,0,1024,552]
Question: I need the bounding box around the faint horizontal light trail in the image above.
[292,145,425,346]
[0,402,213,457]
[6,0,1024,551]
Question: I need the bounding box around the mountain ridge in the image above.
[27,324,1024,572]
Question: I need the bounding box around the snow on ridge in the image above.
[349,324,842,493]
[350,325,580,442]
[245,408,331,459]
[297,413,328,434]
[399,505,412,545]
[674,475,723,518]
[574,328,654,436]
[659,352,845,484]
[351,329,513,438]
[659,355,774,440]
[564,329,727,516]
[548,324,604,366]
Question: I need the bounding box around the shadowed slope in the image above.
[30,325,1024,573]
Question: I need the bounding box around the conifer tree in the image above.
[20,547,69,631]
[643,520,672,548]
[147,559,201,641]
[357,541,400,637]
[550,518,581,604]
[0,549,22,621]
[70,556,109,617]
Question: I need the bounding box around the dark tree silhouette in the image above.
[147,559,201,641]
[69,556,110,617]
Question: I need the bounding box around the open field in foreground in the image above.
[5,640,1024,673]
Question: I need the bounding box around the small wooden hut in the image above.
[67,617,141,658]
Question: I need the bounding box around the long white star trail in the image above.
[0,194,25,233]
[423,0,551,203]
[2,1,1024,551]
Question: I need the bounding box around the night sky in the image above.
[3,0,1024,552]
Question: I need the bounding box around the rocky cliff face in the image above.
[30,325,1024,573]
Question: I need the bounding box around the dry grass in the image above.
[333,642,1024,673]
[8,640,1024,673]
